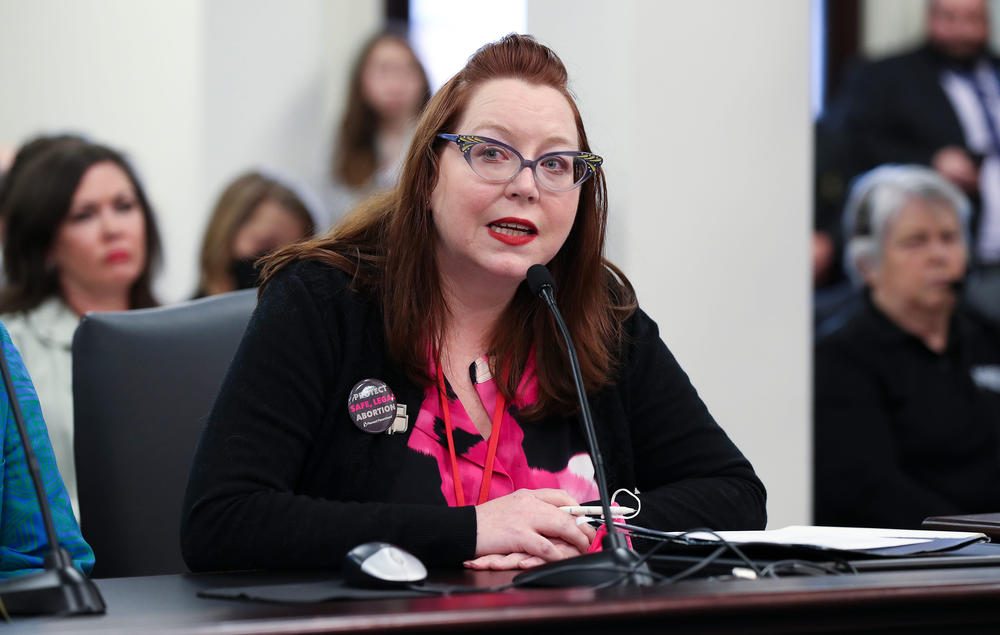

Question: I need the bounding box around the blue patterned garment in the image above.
[0,321,94,579]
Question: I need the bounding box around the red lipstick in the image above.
[487,218,537,246]
[104,249,131,264]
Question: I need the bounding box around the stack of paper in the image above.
[677,525,987,554]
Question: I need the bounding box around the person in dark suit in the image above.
[845,0,990,190]
[841,0,1000,321]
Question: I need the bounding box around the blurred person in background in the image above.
[196,170,315,298]
[0,135,87,222]
[196,171,316,297]
[0,135,88,288]
[325,27,431,222]
[815,164,1000,529]
[0,139,163,518]
[841,0,1000,321]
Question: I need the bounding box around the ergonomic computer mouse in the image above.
[342,542,428,588]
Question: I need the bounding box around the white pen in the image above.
[559,505,636,517]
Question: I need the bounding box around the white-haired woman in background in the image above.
[814,164,1000,529]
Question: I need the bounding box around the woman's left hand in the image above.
[463,538,586,570]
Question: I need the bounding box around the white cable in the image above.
[611,488,641,519]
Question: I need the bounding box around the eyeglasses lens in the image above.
[469,143,514,181]
[467,143,585,191]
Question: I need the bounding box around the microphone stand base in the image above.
[0,565,105,616]
[513,547,655,588]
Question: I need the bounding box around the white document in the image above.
[677,525,987,551]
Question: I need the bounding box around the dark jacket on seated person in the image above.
[814,294,1000,528]
[181,262,767,572]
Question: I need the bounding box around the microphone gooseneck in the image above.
[524,265,621,551]
[516,265,652,587]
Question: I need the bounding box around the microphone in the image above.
[515,265,652,587]
[0,336,104,615]
[524,265,556,301]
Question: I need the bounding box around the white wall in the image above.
[528,1,813,528]
[0,0,380,301]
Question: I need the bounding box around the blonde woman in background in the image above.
[197,171,315,298]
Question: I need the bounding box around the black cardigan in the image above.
[181,261,766,572]
[814,296,1000,528]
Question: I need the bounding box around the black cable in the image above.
[617,525,856,581]
[408,561,671,596]
[675,529,764,577]
[615,525,766,577]
[661,545,732,583]
[615,522,694,544]
[569,524,743,586]
[760,558,857,578]
[591,535,676,589]
[411,522,863,597]
[508,562,669,589]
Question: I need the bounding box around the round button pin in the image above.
[347,378,398,434]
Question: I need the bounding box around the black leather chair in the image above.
[72,289,257,578]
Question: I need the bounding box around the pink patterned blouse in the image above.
[407,353,600,507]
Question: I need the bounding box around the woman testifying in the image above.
[181,35,765,573]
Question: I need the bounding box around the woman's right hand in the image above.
[471,488,596,568]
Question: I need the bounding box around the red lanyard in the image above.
[435,360,506,506]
